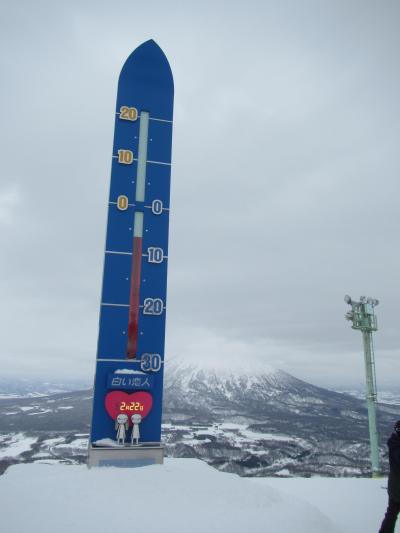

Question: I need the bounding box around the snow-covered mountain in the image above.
[162,359,395,476]
[164,359,363,422]
[0,359,396,477]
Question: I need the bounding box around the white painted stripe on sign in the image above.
[147,159,171,166]
[115,112,172,124]
[132,158,171,166]
[109,201,135,207]
[101,303,130,307]
[142,254,168,259]
[149,116,173,123]
[144,205,170,211]
[105,250,132,255]
[97,358,164,363]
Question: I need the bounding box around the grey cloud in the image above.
[1,1,399,387]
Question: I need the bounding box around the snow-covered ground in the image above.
[335,388,400,406]
[0,433,38,459]
[253,476,392,533]
[0,458,392,533]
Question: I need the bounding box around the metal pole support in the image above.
[362,330,381,477]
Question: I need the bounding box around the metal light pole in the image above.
[344,295,381,477]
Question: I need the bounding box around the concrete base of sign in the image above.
[87,444,164,468]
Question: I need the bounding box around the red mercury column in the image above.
[127,214,143,357]
[127,111,149,358]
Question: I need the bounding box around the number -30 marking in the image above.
[140,353,162,372]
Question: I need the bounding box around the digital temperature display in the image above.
[88,40,174,459]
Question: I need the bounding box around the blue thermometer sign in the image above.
[88,40,174,466]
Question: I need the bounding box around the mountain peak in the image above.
[166,354,277,381]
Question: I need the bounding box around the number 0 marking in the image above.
[117,195,129,210]
[151,199,163,215]
[118,149,133,164]
[143,298,164,315]
[119,106,138,121]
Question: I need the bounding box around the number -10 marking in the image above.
[147,247,164,263]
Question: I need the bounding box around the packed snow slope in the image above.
[0,458,388,533]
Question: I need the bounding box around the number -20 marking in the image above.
[143,298,164,315]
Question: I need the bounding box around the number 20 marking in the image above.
[119,106,138,121]
[143,298,164,315]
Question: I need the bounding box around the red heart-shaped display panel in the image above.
[105,391,153,421]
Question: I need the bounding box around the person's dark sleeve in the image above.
[390,444,400,474]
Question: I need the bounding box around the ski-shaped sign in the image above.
[88,40,174,467]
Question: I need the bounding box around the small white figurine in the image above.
[130,413,142,445]
[115,413,129,445]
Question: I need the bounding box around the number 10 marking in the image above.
[118,149,134,164]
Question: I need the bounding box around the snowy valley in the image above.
[0,361,397,477]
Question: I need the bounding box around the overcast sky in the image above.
[1,1,399,388]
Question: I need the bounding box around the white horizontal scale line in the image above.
[109,202,135,207]
[147,159,171,166]
[148,117,173,124]
[109,201,168,209]
[105,250,132,255]
[115,112,172,124]
[111,156,171,166]
[97,358,137,362]
[144,205,170,211]
[142,254,168,259]
[97,358,165,363]
[102,303,130,307]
